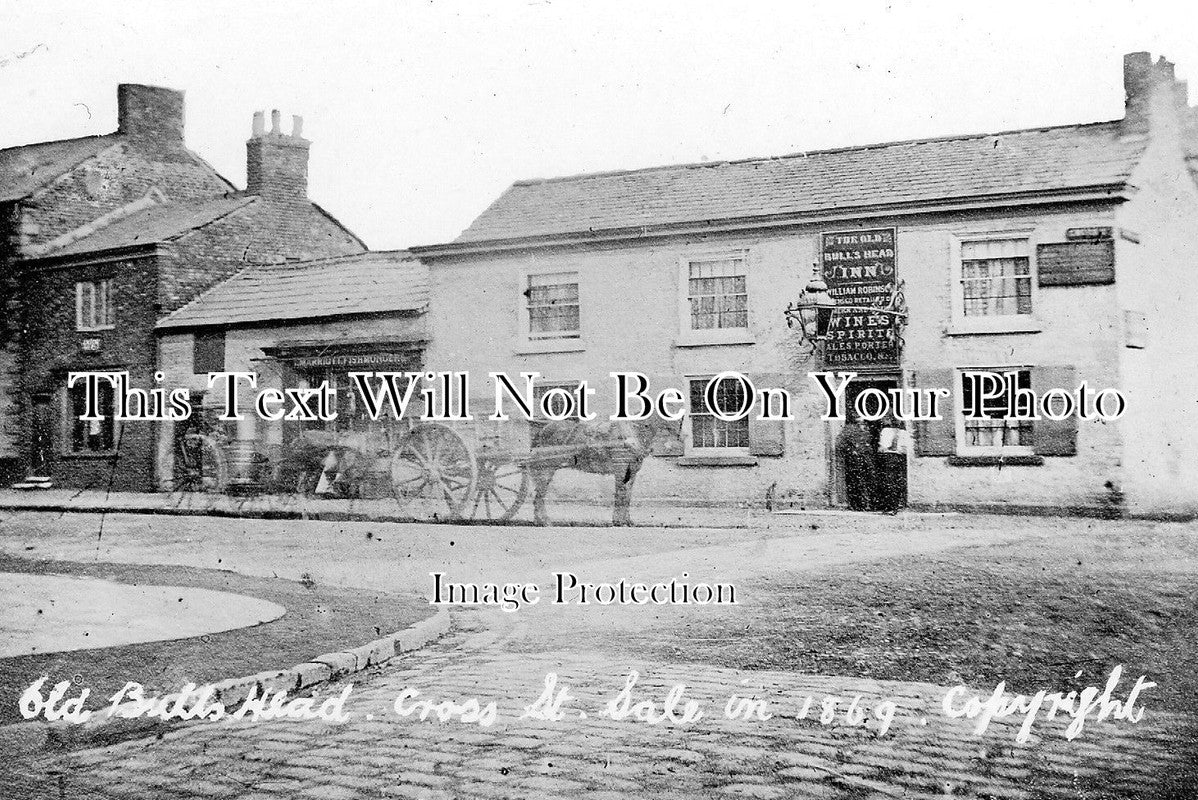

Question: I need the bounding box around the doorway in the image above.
[31,394,52,476]
[830,375,908,511]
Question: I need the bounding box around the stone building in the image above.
[153,251,428,492]
[4,85,364,490]
[412,52,1198,518]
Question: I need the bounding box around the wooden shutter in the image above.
[748,419,784,456]
[912,368,956,456]
[1032,365,1078,456]
[748,372,785,456]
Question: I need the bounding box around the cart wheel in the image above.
[176,433,228,493]
[391,423,477,518]
[467,455,529,522]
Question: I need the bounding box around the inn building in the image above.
[411,52,1198,518]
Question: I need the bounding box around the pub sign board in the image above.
[821,228,899,368]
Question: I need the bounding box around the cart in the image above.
[172,414,521,521]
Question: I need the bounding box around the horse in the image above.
[527,416,683,526]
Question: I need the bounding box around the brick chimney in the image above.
[117,84,185,143]
[245,109,309,202]
[1122,52,1187,137]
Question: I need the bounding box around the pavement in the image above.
[1,508,1195,798]
[0,487,777,528]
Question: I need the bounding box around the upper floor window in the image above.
[76,279,114,331]
[687,256,748,331]
[959,239,1032,317]
[526,273,580,339]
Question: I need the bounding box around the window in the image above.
[959,239,1032,317]
[75,279,114,330]
[532,380,585,420]
[192,331,226,374]
[68,380,115,453]
[526,273,580,339]
[687,256,748,331]
[958,368,1034,453]
[689,377,749,450]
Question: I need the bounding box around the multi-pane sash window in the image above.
[527,273,580,338]
[960,239,1032,317]
[68,379,115,453]
[689,378,749,450]
[688,257,747,330]
[960,368,1034,450]
[76,279,114,330]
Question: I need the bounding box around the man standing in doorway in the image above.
[835,415,876,511]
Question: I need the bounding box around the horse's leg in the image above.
[613,459,639,526]
[531,466,555,526]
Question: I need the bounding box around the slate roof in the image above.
[157,252,428,329]
[43,195,257,257]
[453,121,1147,245]
[0,135,119,203]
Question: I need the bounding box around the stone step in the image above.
[11,478,53,490]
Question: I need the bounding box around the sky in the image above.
[3,0,1198,250]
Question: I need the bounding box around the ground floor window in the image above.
[688,377,749,450]
[67,380,115,453]
[958,368,1034,452]
[532,380,585,420]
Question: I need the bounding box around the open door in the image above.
[831,376,908,511]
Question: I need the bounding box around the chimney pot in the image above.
[252,111,265,137]
[246,108,311,201]
[292,115,304,139]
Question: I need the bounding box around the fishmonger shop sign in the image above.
[821,228,898,368]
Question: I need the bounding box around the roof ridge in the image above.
[0,132,116,155]
[263,249,416,267]
[512,119,1124,186]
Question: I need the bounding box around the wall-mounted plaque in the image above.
[1037,241,1115,286]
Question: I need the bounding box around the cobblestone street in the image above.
[3,510,1197,798]
[11,626,1194,799]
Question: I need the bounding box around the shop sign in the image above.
[820,228,898,368]
[291,352,417,370]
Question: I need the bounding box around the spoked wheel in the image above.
[390,423,477,519]
[467,454,529,522]
[175,433,228,493]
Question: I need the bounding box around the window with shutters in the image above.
[688,377,750,452]
[955,368,1034,455]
